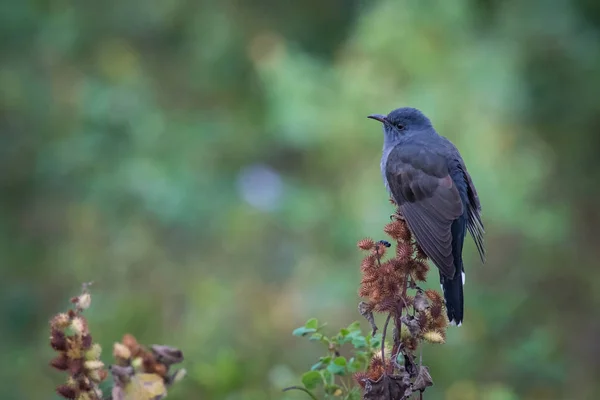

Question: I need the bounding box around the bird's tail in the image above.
[440,270,464,326]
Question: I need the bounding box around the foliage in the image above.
[286,318,381,400]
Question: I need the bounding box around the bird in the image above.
[368,107,485,326]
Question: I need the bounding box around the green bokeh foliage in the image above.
[1,0,600,399]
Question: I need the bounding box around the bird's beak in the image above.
[367,114,387,124]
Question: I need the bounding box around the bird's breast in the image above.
[380,146,395,194]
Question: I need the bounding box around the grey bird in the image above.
[368,107,485,326]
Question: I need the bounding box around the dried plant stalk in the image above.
[355,208,447,399]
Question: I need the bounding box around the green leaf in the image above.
[339,328,350,337]
[340,329,361,344]
[347,357,363,373]
[333,356,347,366]
[301,371,322,390]
[305,318,319,329]
[293,327,317,337]
[370,334,382,348]
[309,332,324,341]
[351,336,367,349]
[327,357,347,375]
[325,384,343,395]
[346,387,363,400]
[347,321,361,332]
[311,361,323,371]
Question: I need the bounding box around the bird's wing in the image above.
[459,159,486,263]
[385,144,463,278]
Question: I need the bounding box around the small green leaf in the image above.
[309,332,324,341]
[347,321,361,332]
[351,336,367,349]
[339,328,350,337]
[327,357,347,375]
[311,361,323,371]
[305,318,319,329]
[347,357,363,373]
[293,327,317,337]
[346,387,363,400]
[370,334,382,348]
[325,384,343,395]
[338,335,352,345]
[301,371,322,390]
[333,356,347,366]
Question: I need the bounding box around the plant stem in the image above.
[283,386,319,400]
[381,313,392,369]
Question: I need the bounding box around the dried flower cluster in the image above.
[49,283,186,400]
[110,334,186,400]
[49,282,108,399]
[354,209,449,399]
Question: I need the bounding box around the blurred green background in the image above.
[2,0,600,399]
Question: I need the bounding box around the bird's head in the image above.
[368,107,433,144]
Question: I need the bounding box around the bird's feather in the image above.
[459,159,486,263]
[385,144,463,278]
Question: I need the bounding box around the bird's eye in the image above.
[395,123,405,130]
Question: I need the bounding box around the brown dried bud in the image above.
[81,334,93,350]
[122,334,141,355]
[395,242,413,260]
[142,353,159,373]
[415,244,428,260]
[70,317,87,336]
[68,358,84,376]
[357,238,375,250]
[75,293,92,310]
[353,372,368,389]
[371,243,387,257]
[50,354,70,371]
[113,342,132,361]
[50,330,68,351]
[91,368,109,383]
[51,313,71,331]
[77,376,92,391]
[384,221,411,241]
[84,360,105,371]
[416,310,429,329]
[424,289,443,305]
[56,384,77,399]
[360,255,377,272]
[411,261,430,282]
[151,345,184,365]
[152,362,168,377]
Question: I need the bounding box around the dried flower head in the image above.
[357,238,376,251]
[356,207,449,399]
[422,330,446,344]
[111,334,186,398]
[49,284,107,399]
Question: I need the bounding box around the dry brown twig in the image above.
[354,206,448,399]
